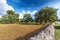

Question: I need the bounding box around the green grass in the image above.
[55,22,60,26]
[55,29,60,40]
[54,22,60,40]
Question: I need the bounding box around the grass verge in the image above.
[54,22,60,40]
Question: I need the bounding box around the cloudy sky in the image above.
[0,0,60,19]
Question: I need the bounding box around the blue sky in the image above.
[7,0,59,12]
[0,0,60,19]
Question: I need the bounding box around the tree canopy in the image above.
[35,6,58,24]
[1,10,19,23]
[0,6,58,24]
[23,14,33,24]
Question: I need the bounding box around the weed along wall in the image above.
[15,23,55,40]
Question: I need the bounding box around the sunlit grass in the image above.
[0,24,42,40]
[55,29,60,40]
[54,22,60,40]
[55,22,60,26]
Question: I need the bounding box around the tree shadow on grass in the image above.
[54,26,60,29]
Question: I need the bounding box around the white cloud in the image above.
[23,10,31,14]
[31,10,37,14]
[0,15,2,18]
[19,13,24,19]
[19,10,37,19]
[26,10,37,15]
[26,11,30,14]
[23,10,25,14]
[19,10,30,19]
[0,0,14,16]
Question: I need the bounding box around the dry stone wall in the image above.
[28,23,55,40]
[15,23,55,40]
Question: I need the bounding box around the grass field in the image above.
[0,24,43,40]
[55,22,60,40]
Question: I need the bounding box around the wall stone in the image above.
[15,23,55,40]
[28,23,55,40]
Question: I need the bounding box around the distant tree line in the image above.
[0,10,19,23]
[0,6,58,24]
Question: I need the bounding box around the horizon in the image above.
[0,0,60,19]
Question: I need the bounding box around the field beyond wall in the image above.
[0,24,43,40]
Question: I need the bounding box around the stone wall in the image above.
[28,23,55,40]
[15,23,55,40]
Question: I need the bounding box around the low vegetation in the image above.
[54,22,60,40]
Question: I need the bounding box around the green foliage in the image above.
[0,6,58,24]
[1,10,19,23]
[54,22,60,40]
[35,6,58,24]
[23,14,33,24]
